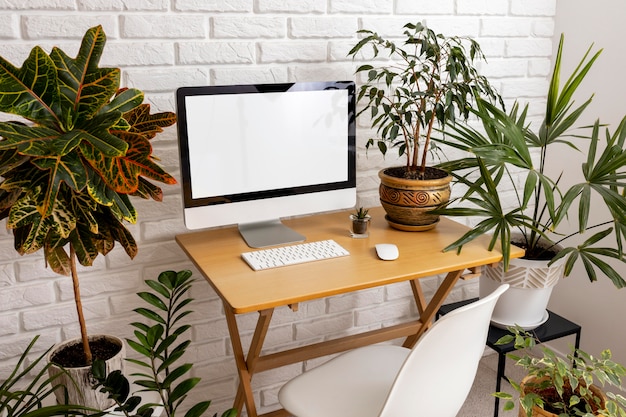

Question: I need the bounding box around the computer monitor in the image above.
[176,81,357,248]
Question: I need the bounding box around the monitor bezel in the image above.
[176,80,357,212]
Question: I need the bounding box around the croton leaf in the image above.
[124,103,177,139]
[50,25,120,129]
[133,177,164,201]
[0,122,64,156]
[31,153,87,216]
[70,225,100,267]
[44,245,71,276]
[0,46,61,128]
[0,148,29,176]
[8,196,55,254]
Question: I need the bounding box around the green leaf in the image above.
[50,25,120,128]
[0,46,61,128]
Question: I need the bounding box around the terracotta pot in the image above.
[47,334,125,411]
[518,375,606,417]
[378,167,452,231]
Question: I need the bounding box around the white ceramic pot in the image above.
[480,252,565,329]
[47,334,125,411]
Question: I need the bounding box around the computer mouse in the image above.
[375,243,399,261]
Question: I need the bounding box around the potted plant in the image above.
[348,22,502,231]
[495,326,626,416]
[0,25,177,408]
[92,270,237,417]
[350,206,370,235]
[431,34,626,328]
[1,336,94,417]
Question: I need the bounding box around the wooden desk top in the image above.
[175,207,524,314]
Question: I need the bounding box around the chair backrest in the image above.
[378,284,509,417]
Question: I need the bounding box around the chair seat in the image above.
[278,345,409,417]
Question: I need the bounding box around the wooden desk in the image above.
[175,207,524,417]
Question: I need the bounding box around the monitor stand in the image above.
[238,219,306,248]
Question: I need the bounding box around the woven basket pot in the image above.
[378,167,452,231]
[47,334,125,411]
[518,375,606,417]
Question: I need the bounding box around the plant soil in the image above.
[512,238,560,261]
[384,166,449,180]
[51,339,122,368]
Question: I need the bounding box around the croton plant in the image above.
[0,25,177,363]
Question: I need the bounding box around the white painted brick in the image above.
[0,14,19,39]
[193,317,231,341]
[511,0,557,17]
[121,15,207,39]
[0,263,15,286]
[259,0,326,13]
[213,17,286,39]
[395,0,453,15]
[124,67,210,91]
[330,0,392,14]
[355,301,411,326]
[422,17,481,37]
[15,258,60,282]
[480,58,529,78]
[178,41,256,65]
[528,58,552,77]
[291,64,354,83]
[326,288,384,313]
[0,314,18,336]
[505,38,553,57]
[101,42,176,67]
[78,0,169,11]
[0,282,55,311]
[481,18,533,37]
[140,217,188,242]
[295,313,353,340]
[174,0,252,12]
[58,270,140,302]
[23,15,118,39]
[290,17,357,38]
[500,78,548,98]
[211,67,289,85]
[359,17,421,37]
[0,0,76,10]
[457,0,508,15]
[0,332,58,361]
[533,19,555,37]
[259,41,327,63]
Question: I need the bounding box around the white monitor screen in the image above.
[176,81,356,245]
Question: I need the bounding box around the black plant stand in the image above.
[437,298,581,417]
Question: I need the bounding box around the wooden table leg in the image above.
[403,269,464,348]
[224,306,274,417]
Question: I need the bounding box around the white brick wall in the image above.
[0,1,556,415]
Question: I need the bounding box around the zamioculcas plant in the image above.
[0,25,177,364]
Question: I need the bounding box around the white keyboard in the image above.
[241,239,350,271]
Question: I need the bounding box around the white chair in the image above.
[278,284,509,417]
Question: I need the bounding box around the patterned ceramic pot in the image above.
[378,167,452,231]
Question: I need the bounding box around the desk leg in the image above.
[225,306,274,417]
[403,269,464,348]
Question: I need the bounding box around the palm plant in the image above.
[0,25,177,364]
[433,34,626,287]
